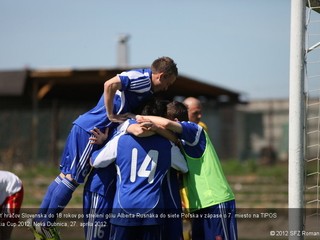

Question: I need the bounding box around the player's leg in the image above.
[30,126,92,240]
[191,201,238,240]
[162,170,184,240]
[34,131,73,222]
[44,125,93,223]
[35,174,63,220]
[83,167,117,240]
[28,174,70,240]
[27,218,58,240]
[1,186,24,240]
[83,191,112,240]
[29,178,77,240]
[109,225,139,240]
[0,202,14,240]
[140,225,162,240]
[44,174,78,221]
[162,211,183,240]
[206,200,237,240]
[191,216,204,240]
[220,200,238,240]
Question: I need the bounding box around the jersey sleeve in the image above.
[180,121,203,145]
[91,134,121,168]
[179,121,206,158]
[170,144,188,173]
[118,69,152,93]
[116,119,136,133]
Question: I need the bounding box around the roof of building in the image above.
[0,67,244,104]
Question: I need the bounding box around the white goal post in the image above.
[288,0,306,238]
[289,0,320,239]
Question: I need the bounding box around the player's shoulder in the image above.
[0,171,21,184]
[180,121,205,145]
[198,121,208,132]
[180,121,199,130]
[120,68,151,78]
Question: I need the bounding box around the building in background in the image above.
[236,99,289,163]
[0,68,244,166]
[0,68,290,166]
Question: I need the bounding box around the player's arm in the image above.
[171,144,188,173]
[136,115,183,134]
[91,134,120,168]
[104,76,128,123]
[127,121,180,145]
[150,123,180,145]
[126,122,155,137]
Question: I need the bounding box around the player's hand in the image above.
[89,128,109,145]
[135,115,150,123]
[139,122,154,131]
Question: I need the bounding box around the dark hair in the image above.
[166,101,188,121]
[141,98,168,117]
[151,56,178,77]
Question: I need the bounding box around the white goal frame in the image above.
[288,0,305,237]
[289,0,320,239]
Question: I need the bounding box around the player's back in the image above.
[73,69,153,133]
[111,133,173,226]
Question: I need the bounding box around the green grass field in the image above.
[14,159,289,207]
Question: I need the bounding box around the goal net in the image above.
[305,0,320,236]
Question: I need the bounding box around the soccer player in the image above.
[82,98,176,240]
[29,56,178,240]
[182,96,208,239]
[136,101,238,240]
[90,99,188,240]
[82,124,128,240]
[82,152,117,240]
[129,99,187,240]
[183,97,208,131]
[0,170,24,240]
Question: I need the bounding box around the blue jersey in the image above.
[73,69,154,133]
[162,169,184,240]
[84,125,125,195]
[83,127,121,240]
[92,133,188,227]
[179,121,207,158]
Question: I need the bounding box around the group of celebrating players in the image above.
[26,56,238,240]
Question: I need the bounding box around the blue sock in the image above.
[44,178,78,225]
[35,176,62,222]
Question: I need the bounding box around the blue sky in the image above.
[0,0,292,100]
